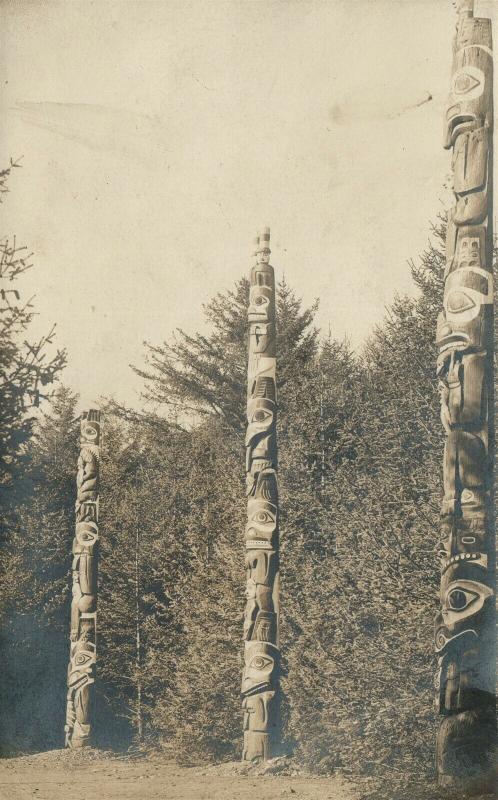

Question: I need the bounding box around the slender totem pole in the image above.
[435,0,495,787]
[65,410,101,748]
[241,228,281,761]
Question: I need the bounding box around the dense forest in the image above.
[0,163,494,799]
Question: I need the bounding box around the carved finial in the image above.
[456,0,474,18]
[257,227,271,264]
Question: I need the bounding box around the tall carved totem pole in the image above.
[65,410,101,748]
[435,0,495,787]
[241,227,281,761]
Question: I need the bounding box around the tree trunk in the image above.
[65,410,101,748]
[435,0,495,788]
[241,227,281,761]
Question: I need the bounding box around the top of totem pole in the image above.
[456,0,474,18]
[255,227,271,265]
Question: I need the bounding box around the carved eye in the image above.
[74,652,93,667]
[446,291,475,314]
[454,73,480,95]
[252,510,275,525]
[250,655,273,671]
[448,588,479,612]
[251,408,272,424]
[82,425,98,440]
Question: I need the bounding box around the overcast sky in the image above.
[1,0,495,410]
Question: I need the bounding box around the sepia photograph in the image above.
[0,0,496,798]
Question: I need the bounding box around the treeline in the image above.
[1,208,458,795]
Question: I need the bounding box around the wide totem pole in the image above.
[241,227,281,761]
[435,0,495,787]
[65,410,101,748]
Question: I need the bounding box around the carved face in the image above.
[443,267,492,325]
[80,416,100,447]
[72,643,96,671]
[248,285,273,324]
[257,248,271,265]
[436,311,484,359]
[442,579,493,627]
[437,518,489,573]
[443,47,492,148]
[246,399,275,444]
[241,642,279,695]
[245,498,277,545]
[75,521,99,552]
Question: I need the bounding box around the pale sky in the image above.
[1,0,495,410]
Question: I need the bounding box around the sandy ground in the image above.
[0,750,359,800]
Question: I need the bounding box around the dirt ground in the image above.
[0,750,359,800]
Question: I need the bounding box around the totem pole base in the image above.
[436,708,497,794]
[243,732,272,763]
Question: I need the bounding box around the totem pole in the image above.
[241,227,281,761]
[65,410,101,748]
[435,0,495,787]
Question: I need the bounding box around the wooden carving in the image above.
[241,228,281,761]
[435,0,495,787]
[65,410,101,748]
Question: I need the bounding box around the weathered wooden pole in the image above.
[65,410,101,748]
[435,0,495,787]
[241,227,281,761]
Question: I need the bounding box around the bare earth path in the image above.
[0,750,359,800]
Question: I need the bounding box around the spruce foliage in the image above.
[3,221,490,800]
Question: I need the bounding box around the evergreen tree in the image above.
[0,387,78,753]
